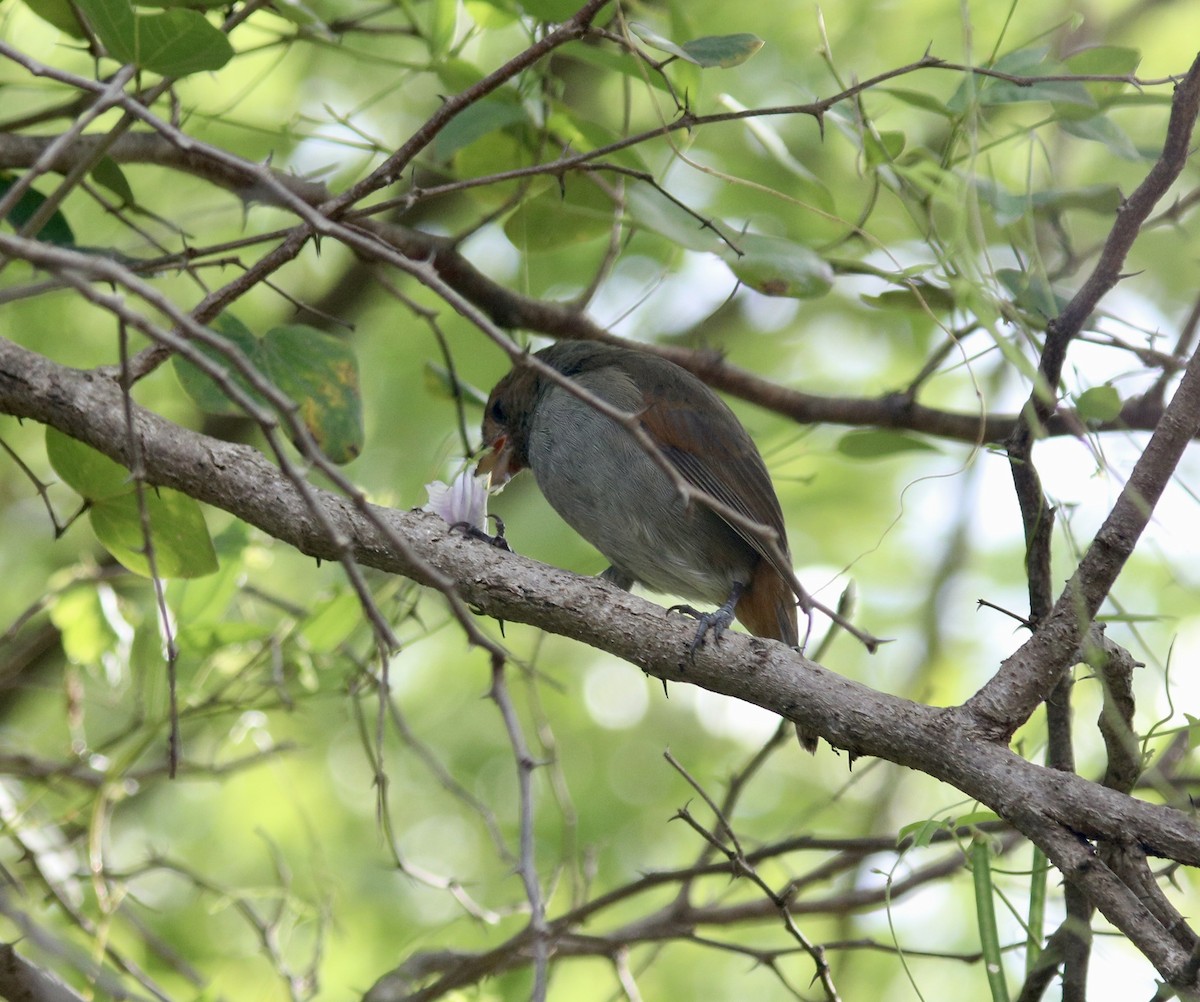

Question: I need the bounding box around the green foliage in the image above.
[431,97,529,160]
[1,0,1199,1000]
[259,325,364,463]
[46,428,219,577]
[836,429,939,459]
[70,0,233,75]
[172,314,261,416]
[89,158,135,206]
[1075,385,1123,423]
[0,175,75,244]
[972,833,1011,1002]
[722,233,833,299]
[21,0,232,74]
[173,316,364,464]
[629,23,765,69]
[504,179,616,250]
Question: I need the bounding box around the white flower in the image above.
[423,470,489,532]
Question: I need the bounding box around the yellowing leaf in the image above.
[260,325,364,464]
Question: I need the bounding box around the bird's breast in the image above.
[527,386,755,603]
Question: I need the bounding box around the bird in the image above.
[477,341,818,752]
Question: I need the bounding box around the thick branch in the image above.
[0,944,87,1002]
[968,338,1200,735]
[1,335,1198,989]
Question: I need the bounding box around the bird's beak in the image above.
[476,434,518,487]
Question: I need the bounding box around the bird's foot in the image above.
[450,515,511,551]
[668,599,737,662]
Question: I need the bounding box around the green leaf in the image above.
[544,111,646,167]
[990,45,1053,75]
[972,178,1029,227]
[974,178,1123,226]
[860,282,957,314]
[21,0,89,35]
[427,0,458,56]
[1060,113,1141,160]
[947,46,1093,112]
[46,427,132,501]
[517,0,582,21]
[72,0,135,54]
[717,99,834,212]
[560,44,675,94]
[453,132,529,207]
[504,180,615,251]
[434,57,486,93]
[260,325,364,464]
[177,619,272,656]
[50,586,121,665]
[672,56,705,110]
[0,175,76,244]
[629,24,763,69]
[74,0,233,76]
[262,0,331,33]
[89,489,218,578]
[881,87,952,117]
[982,75,1093,108]
[132,0,230,10]
[1186,714,1200,749]
[898,817,949,848]
[628,21,692,63]
[170,556,242,624]
[90,158,135,206]
[836,429,939,459]
[997,268,1068,319]
[1075,385,1122,423]
[864,129,906,169]
[1064,45,1141,105]
[173,316,364,461]
[300,590,363,652]
[46,428,217,578]
[129,7,234,75]
[1031,184,1122,216]
[625,183,727,254]
[954,810,1002,828]
[971,835,1011,1002]
[465,0,519,28]
[679,32,764,69]
[431,98,528,161]
[722,233,833,299]
[172,313,264,416]
[1026,847,1048,976]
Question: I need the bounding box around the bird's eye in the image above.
[488,398,506,424]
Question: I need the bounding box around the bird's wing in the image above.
[633,362,792,575]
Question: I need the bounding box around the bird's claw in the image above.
[668,603,735,661]
[450,514,511,551]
